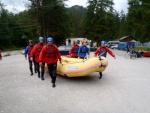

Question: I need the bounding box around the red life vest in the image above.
[45,44,57,58]
[99,47,107,57]
[27,46,34,55]
[72,45,79,53]
[36,44,44,56]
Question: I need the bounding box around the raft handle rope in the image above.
[98,52,105,61]
[98,52,106,68]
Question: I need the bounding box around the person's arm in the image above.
[87,47,90,55]
[106,47,116,58]
[94,48,100,57]
[78,46,81,57]
[24,46,28,59]
[86,47,90,58]
[30,45,37,61]
[69,46,74,55]
[39,46,45,63]
[56,47,62,63]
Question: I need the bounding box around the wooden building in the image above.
[119,35,138,42]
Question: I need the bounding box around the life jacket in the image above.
[80,46,87,53]
[36,44,44,56]
[45,44,57,58]
[72,45,79,53]
[37,44,43,53]
[27,45,34,55]
[99,47,107,57]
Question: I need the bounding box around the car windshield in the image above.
[58,46,71,51]
[58,46,65,50]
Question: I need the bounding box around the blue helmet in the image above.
[101,41,106,45]
[47,37,53,42]
[39,37,44,41]
[74,39,79,43]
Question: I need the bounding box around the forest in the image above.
[0,0,150,50]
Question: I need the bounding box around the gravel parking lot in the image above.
[0,50,150,113]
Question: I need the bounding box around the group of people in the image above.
[70,40,116,79]
[70,40,116,58]
[24,37,61,88]
[24,37,116,88]
[69,39,90,59]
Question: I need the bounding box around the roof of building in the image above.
[119,35,138,41]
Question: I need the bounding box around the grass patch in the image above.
[1,46,23,51]
[3,53,11,57]
[135,46,150,51]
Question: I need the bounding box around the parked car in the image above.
[58,46,71,55]
[106,41,119,48]
[110,44,118,49]
[118,42,127,50]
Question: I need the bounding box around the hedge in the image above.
[135,46,150,51]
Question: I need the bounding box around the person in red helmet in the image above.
[0,50,2,61]
[24,40,36,75]
[39,37,62,88]
[94,40,116,79]
[69,39,79,58]
[30,37,45,80]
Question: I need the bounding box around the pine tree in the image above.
[84,0,115,42]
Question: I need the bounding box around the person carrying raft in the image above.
[69,39,79,58]
[94,41,116,79]
[78,39,90,59]
[39,37,62,88]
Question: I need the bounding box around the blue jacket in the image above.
[24,45,34,57]
[78,46,89,58]
[24,46,29,57]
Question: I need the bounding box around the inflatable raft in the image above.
[55,56,108,77]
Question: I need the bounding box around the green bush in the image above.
[2,46,21,51]
[135,46,150,51]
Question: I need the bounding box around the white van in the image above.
[106,41,119,48]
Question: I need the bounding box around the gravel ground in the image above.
[0,50,150,113]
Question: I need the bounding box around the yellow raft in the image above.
[56,56,108,77]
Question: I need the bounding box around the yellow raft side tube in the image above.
[56,56,108,77]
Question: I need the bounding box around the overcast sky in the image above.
[1,0,128,13]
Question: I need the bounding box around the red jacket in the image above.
[30,43,45,62]
[39,44,62,64]
[94,47,115,57]
[69,44,79,57]
[27,46,34,55]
